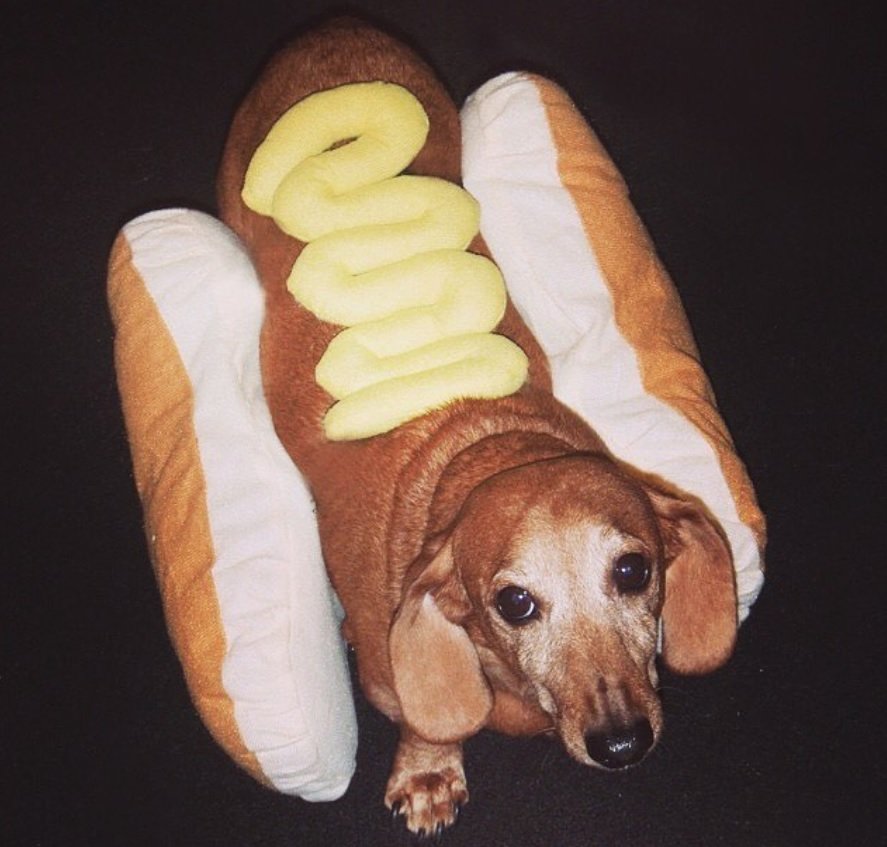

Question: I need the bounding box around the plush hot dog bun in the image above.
[462,73,765,620]
[107,208,356,800]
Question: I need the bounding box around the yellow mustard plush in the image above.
[242,81,528,440]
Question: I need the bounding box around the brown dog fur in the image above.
[218,18,737,834]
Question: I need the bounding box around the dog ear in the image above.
[645,484,737,675]
[389,538,493,743]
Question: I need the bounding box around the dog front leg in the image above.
[385,728,468,835]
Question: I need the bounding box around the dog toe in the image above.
[386,767,468,835]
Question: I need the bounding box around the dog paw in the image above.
[385,764,468,836]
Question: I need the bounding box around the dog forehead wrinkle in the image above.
[515,519,630,596]
[539,459,663,545]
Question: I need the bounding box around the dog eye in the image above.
[495,585,538,624]
[612,552,651,593]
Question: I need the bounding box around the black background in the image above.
[4,1,883,845]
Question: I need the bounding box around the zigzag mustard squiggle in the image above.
[242,82,528,440]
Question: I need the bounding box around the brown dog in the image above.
[218,18,736,836]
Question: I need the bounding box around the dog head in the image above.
[389,453,736,767]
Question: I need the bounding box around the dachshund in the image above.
[218,17,737,836]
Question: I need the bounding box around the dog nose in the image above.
[585,719,654,769]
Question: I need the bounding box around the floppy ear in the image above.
[645,485,737,675]
[389,538,493,743]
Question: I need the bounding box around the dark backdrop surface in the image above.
[4,2,882,845]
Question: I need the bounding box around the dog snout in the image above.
[584,718,654,769]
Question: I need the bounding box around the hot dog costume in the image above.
[108,70,765,800]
